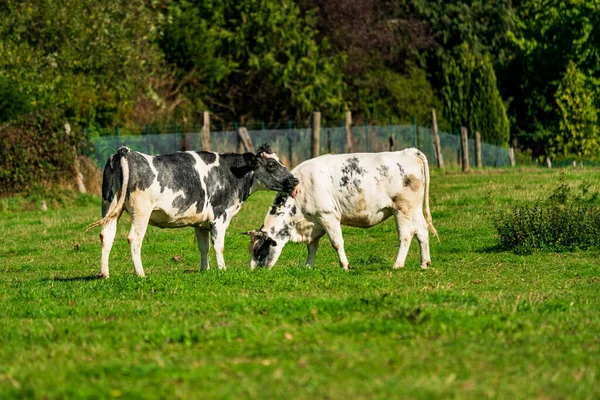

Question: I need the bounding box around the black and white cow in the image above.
[87,144,297,277]
[245,148,437,270]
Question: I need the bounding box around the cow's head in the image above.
[246,144,298,194]
[244,229,286,269]
[244,192,298,269]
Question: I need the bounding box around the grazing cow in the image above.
[245,148,437,270]
[87,144,298,277]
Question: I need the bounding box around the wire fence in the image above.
[88,124,511,169]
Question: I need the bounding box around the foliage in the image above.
[0,77,32,123]
[553,61,600,160]
[352,64,440,124]
[507,0,600,158]
[0,110,84,195]
[0,0,166,128]
[494,173,600,254]
[160,0,346,124]
[441,44,510,146]
[300,0,437,124]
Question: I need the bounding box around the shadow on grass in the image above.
[42,275,104,282]
[475,244,511,254]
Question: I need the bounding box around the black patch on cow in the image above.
[270,193,289,216]
[377,165,389,178]
[340,175,350,187]
[197,151,217,165]
[403,175,413,188]
[276,223,291,239]
[101,156,116,204]
[127,152,156,193]
[396,163,406,176]
[253,237,276,263]
[342,157,366,176]
[289,205,297,217]
[340,157,366,188]
[151,152,206,215]
[203,153,255,220]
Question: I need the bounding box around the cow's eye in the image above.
[267,162,276,170]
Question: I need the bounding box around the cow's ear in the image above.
[243,153,258,169]
[256,143,272,157]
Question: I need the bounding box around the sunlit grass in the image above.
[0,166,599,399]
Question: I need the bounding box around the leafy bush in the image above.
[493,175,600,254]
[0,110,84,195]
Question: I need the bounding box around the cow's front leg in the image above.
[194,227,210,270]
[319,215,350,270]
[305,227,325,268]
[306,238,320,268]
[210,221,228,270]
[392,211,415,269]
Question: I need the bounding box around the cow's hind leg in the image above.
[194,227,210,270]
[128,211,152,277]
[99,216,119,278]
[413,211,432,269]
[392,210,415,269]
[319,215,350,270]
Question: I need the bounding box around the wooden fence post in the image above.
[431,109,444,168]
[508,148,516,167]
[312,111,321,158]
[236,127,254,153]
[287,121,293,168]
[67,122,86,194]
[235,123,243,153]
[202,111,210,151]
[345,111,353,153]
[475,131,482,168]
[460,126,470,173]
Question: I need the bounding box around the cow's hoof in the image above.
[392,265,404,269]
[97,273,109,279]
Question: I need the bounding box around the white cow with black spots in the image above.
[87,144,297,277]
[245,148,437,270]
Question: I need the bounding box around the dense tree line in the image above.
[1,0,599,174]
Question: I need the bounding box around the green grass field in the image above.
[1,167,599,399]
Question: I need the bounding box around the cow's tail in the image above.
[85,147,130,232]
[414,148,438,240]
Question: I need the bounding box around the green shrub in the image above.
[493,175,600,254]
[0,110,84,195]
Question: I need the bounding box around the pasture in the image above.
[1,167,599,399]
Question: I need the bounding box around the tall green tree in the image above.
[442,44,510,146]
[507,0,600,158]
[553,61,599,159]
[299,0,438,124]
[160,0,345,124]
[0,0,165,128]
